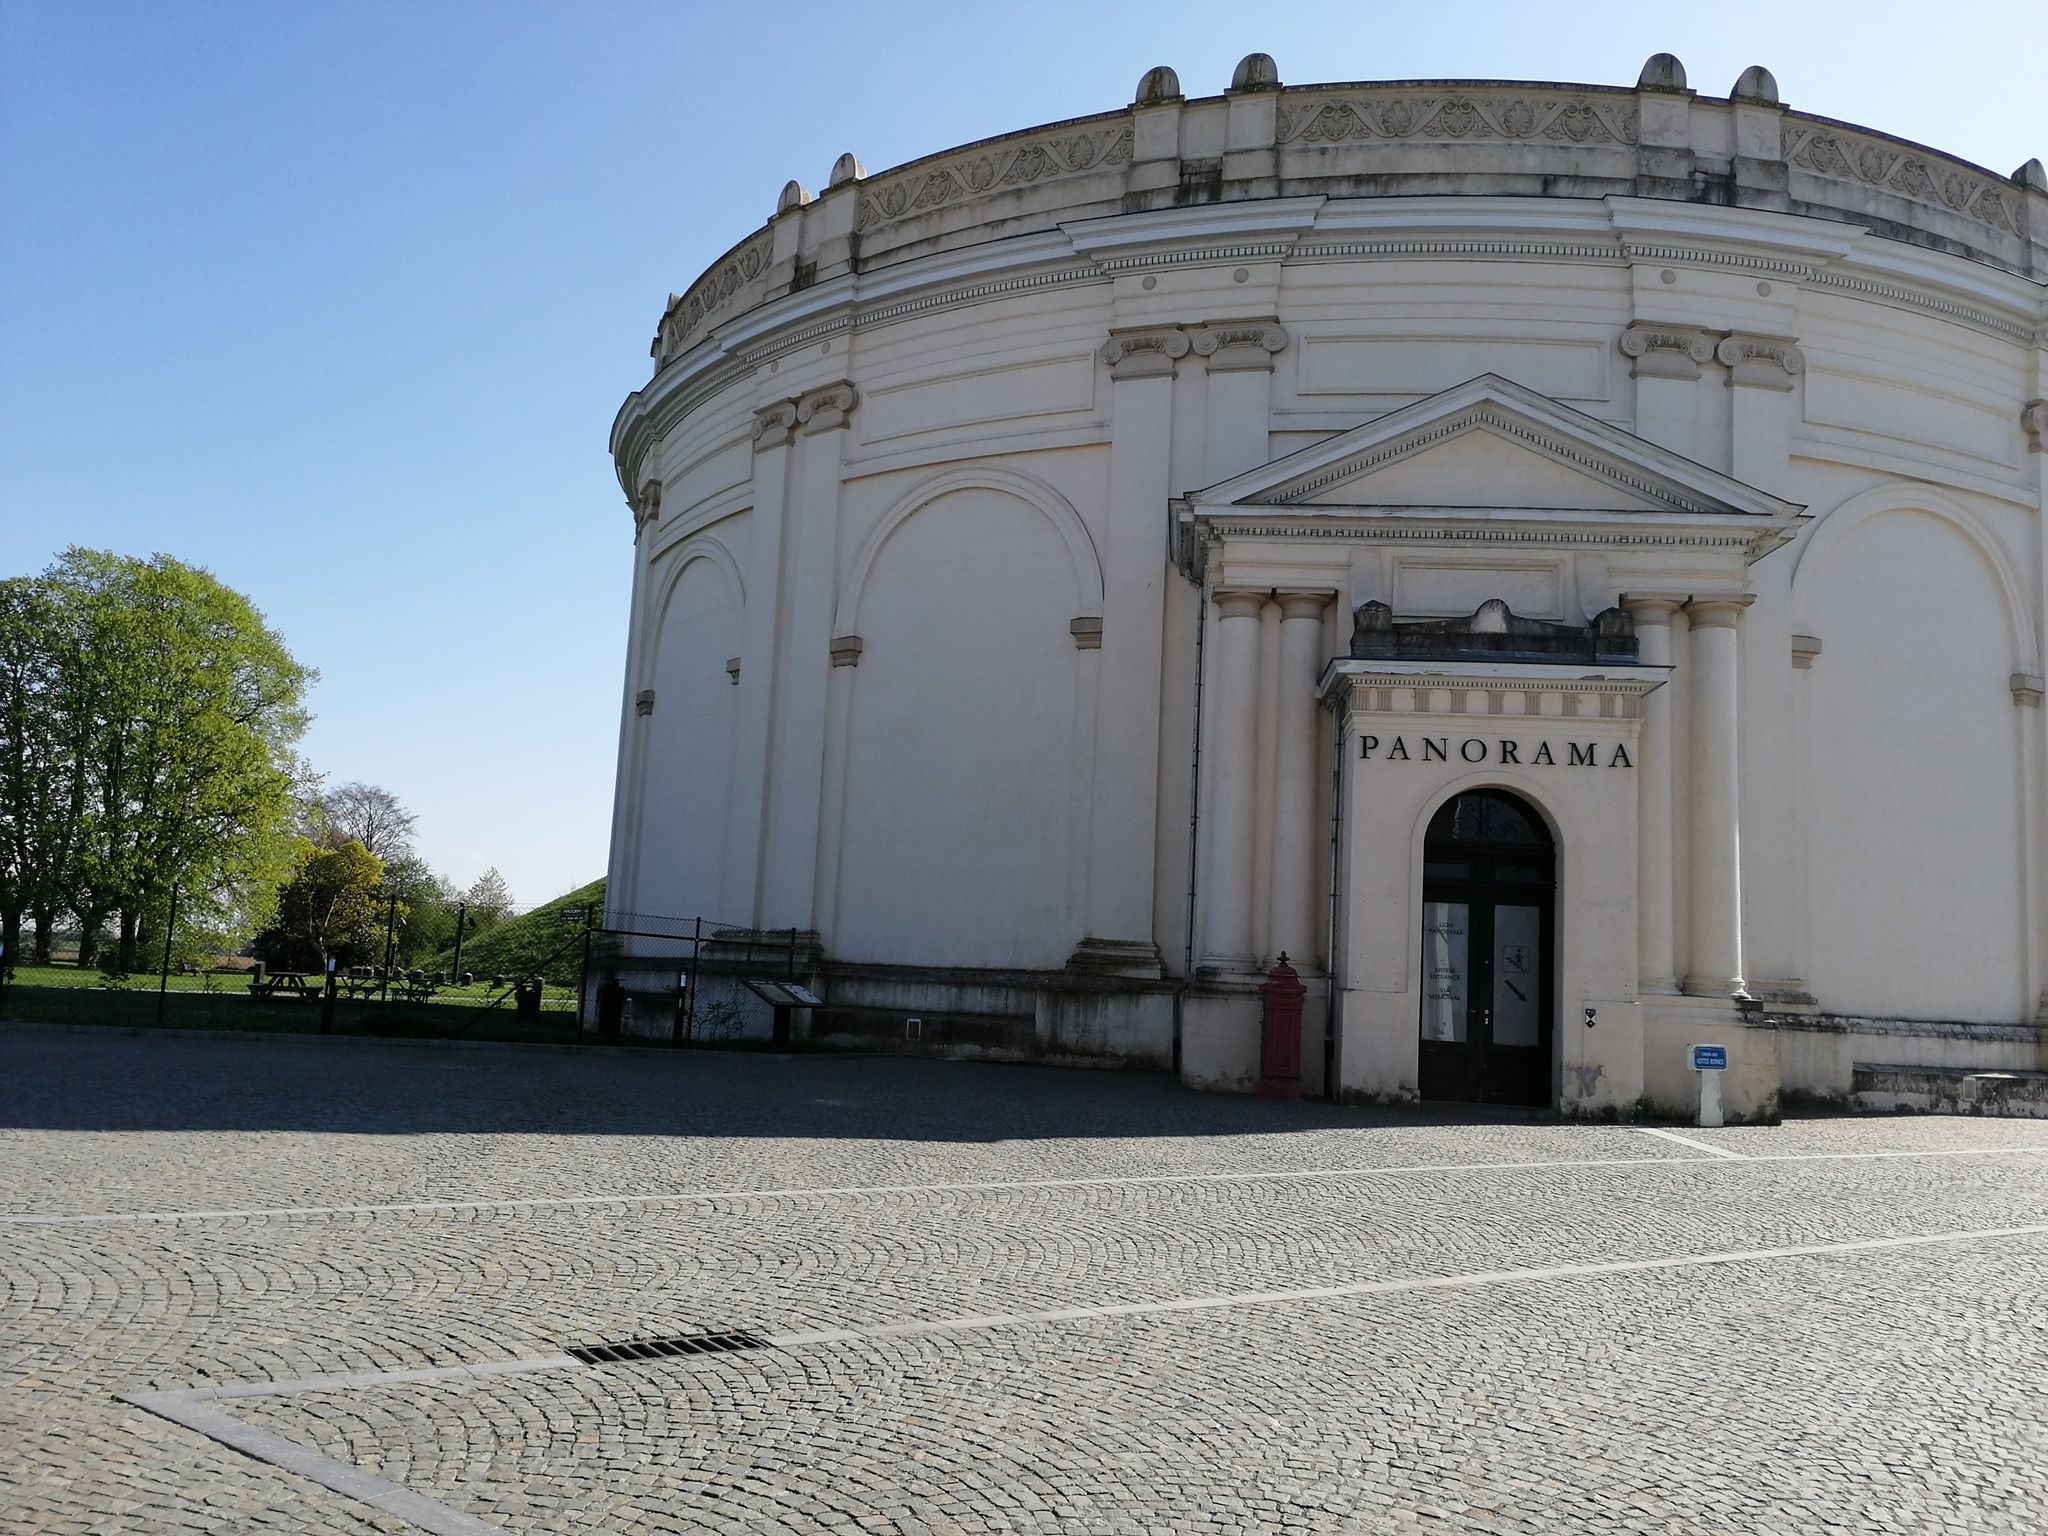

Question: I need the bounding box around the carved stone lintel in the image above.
[2022,400,2048,453]
[1191,320,1289,373]
[1620,322,1716,380]
[2012,672,2044,707]
[635,689,656,717]
[1791,634,1823,670]
[829,635,864,667]
[725,657,741,685]
[1716,333,1805,390]
[1069,616,1104,649]
[1102,327,1190,380]
[797,381,858,433]
[753,399,799,451]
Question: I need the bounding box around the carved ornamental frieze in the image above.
[853,125,1133,234]
[1781,122,2021,235]
[1277,89,1637,147]
[656,230,773,364]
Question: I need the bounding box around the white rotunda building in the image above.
[607,54,2048,1120]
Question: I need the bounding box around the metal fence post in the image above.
[379,895,397,1004]
[577,909,595,1033]
[154,885,179,1029]
[685,916,701,1042]
[449,902,466,985]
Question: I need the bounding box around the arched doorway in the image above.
[1418,789,1556,1106]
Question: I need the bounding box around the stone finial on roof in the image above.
[1732,65,1780,105]
[828,153,866,188]
[1637,53,1687,92]
[2016,159,2047,191]
[1229,53,1280,92]
[1134,65,1182,106]
[777,181,814,214]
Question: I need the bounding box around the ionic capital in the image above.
[1102,327,1190,380]
[2022,400,2047,453]
[1685,593,1757,629]
[753,399,800,451]
[1214,589,1268,621]
[1192,320,1288,373]
[1716,333,1805,390]
[1620,322,1717,380]
[796,381,858,433]
[630,481,662,536]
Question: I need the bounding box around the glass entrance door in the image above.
[1418,791,1555,1107]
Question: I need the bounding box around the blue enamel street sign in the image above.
[1691,1044,1729,1072]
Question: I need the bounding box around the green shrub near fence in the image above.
[0,984,580,1044]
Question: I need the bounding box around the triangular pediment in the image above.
[1188,374,1802,523]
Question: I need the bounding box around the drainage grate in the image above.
[565,1330,772,1365]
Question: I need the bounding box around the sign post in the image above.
[1691,1043,1729,1128]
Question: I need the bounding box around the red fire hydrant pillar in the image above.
[1258,953,1307,1100]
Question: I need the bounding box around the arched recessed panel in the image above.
[1801,507,2025,1023]
[834,487,1080,968]
[634,555,741,921]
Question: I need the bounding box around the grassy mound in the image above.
[427,878,604,986]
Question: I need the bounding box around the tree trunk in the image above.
[75,909,105,968]
[1,906,19,971]
[117,909,141,973]
[31,908,52,964]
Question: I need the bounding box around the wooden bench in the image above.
[248,971,316,999]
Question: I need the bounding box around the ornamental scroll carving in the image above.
[1781,122,2020,235]
[796,382,858,433]
[1278,91,1637,147]
[1716,334,1805,390]
[631,483,662,535]
[658,230,773,362]
[753,400,800,451]
[1191,322,1288,372]
[2022,401,2047,453]
[854,125,1133,234]
[1101,328,1190,380]
[1619,323,1716,380]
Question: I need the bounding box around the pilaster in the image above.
[759,381,858,936]
[1200,590,1266,971]
[1074,329,1180,976]
[725,400,799,924]
[606,481,663,914]
[1194,321,1287,483]
[1620,322,1715,457]
[1623,595,1683,993]
[1268,591,1333,971]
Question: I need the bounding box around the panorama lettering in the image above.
[1359,735,1633,768]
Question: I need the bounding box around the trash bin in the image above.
[597,977,624,1038]
[514,977,543,1021]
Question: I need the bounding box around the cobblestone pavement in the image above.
[3,1026,2045,1534]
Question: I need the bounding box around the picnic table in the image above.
[248,971,317,999]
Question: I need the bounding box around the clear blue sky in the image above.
[3,0,2040,905]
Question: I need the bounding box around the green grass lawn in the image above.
[5,962,575,1011]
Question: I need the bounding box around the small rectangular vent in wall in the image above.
[566,1330,771,1365]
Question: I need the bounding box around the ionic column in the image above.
[1625,595,1682,994]
[1201,590,1266,969]
[1266,591,1331,968]
[1684,595,1753,996]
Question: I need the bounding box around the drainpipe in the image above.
[1174,566,1210,1078]
[1324,678,1344,1102]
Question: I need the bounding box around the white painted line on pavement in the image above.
[118,1214,2048,1536]
[17,1142,2045,1227]
[768,1220,2048,1346]
[1632,1126,1749,1159]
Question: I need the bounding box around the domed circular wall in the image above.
[607,55,2048,1119]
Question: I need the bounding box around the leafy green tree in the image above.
[256,838,386,972]
[317,782,417,860]
[382,854,460,966]
[0,577,85,962]
[463,867,514,934]
[43,550,312,970]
